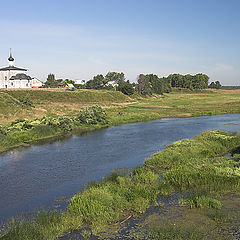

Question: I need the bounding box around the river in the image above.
[0,114,240,222]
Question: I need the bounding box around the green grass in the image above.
[5,89,131,105]
[146,224,206,240]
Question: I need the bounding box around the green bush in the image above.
[76,105,108,125]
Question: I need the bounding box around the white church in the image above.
[0,50,43,89]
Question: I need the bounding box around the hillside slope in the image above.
[0,90,132,123]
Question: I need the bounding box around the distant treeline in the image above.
[44,72,223,96]
[221,86,240,90]
[167,73,209,89]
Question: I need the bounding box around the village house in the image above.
[0,49,43,89]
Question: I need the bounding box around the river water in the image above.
[0,114,240,221]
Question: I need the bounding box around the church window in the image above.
[11,82,13,86]
[5,76,7,81]
[26,83,28,87]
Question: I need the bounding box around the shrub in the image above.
[76,105,108,125]
[58,116,73,132]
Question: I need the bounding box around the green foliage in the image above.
[105,72,125,84]
[168,73,209,89]
[209,81,222,89]
[76,105,108,125]
[135,74,153,95]
[44,74,58,88]
[47,74,55,82]
[146,224,205,240]
[207,210,229,223]
[133,167,159,185]
[85,74,107,89]
[58,116,73,132]
[1,211,83,240]
[81,229,91,240]
[85,72,127,90]
[179,195,222,209]
[135,74,171,95]
[117,81,134,95]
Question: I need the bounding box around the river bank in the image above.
[1,89,240,153]
[1,127,240,240]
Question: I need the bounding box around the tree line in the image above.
[44,72,221,95]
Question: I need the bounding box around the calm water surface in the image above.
[0,114,240,221]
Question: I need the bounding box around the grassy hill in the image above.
[0,89,132,124]
[0,92,26,119]
[6,89,131,104]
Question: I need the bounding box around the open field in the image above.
[1,88,240,125]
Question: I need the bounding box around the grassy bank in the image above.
[1,130,240,239]
[0,105,109,152]
[1,88,240,152]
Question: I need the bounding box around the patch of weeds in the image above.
[81,229,91,240]
[179,195,222,209]
[147,225,206,240]
[206,210,229,224]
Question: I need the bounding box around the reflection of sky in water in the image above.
[0,114,240,221]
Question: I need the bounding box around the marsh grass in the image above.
[1,130,240,239]
[206,210,229,223]
[146,224,206,240]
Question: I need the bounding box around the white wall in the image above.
[0,70,27,88]
[8,79,32,88]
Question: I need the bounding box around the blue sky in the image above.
[0,0,239,84]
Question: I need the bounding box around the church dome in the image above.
[8,49,14,62]
[8,56,14,61]
[8,54,14,62]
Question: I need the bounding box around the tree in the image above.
[47,74,55,82]
[105,72,125,84]
[135,74,152,95]
[44,73,58,88]
[215,81,222,89]
[209,82,216,88]
[86,74,105,89]
[208,81,221,89]
[168,73,209,90]
[117,81,134,95]
[64,79,75,85]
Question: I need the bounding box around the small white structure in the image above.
[74,79,86,85]
[106,80,118,88]
[67,83,75,89]
[0,49,43,89]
